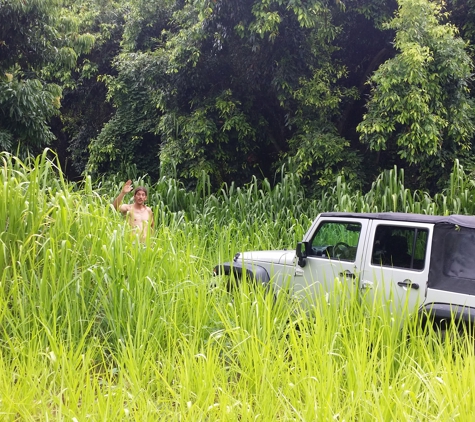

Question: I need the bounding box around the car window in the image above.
[310,221,361,261]
[372,225,428,270]
[443,231,475,278]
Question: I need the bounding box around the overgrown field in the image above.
[1,150,475,420]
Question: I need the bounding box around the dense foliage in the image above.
[0,0,94,152]
[358,0,475,189]
[2,0,475,193]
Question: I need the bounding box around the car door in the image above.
[292,217,369,306]
[360,221,432,315]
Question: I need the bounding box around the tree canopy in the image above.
[0,0,94,153]
[357,0,475,189]
[2,0,474,192]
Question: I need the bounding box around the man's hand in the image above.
[122,180,133,194]
[113,180,133,211]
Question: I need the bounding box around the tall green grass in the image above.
[1,150,475,420]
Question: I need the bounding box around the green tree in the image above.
[54,0,127,177]
[0,0,94,153]
[86,0,176,179]
[87,0,362,186]
[447,0,475,43]
[357,0,475,189]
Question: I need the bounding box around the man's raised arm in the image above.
[113,180,133,212]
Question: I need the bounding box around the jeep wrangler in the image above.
[214,212,475,330]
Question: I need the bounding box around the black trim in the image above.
[320,212,475,229]
[419,302,475,324]
[213,261,270,285]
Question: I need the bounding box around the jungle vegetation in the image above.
[2,0,475,194]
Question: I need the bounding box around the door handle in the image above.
[339,270,356,280]
[397,279,419,290]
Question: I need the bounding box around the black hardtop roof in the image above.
[320,212,475,229]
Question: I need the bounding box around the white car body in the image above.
[215,212,475,325]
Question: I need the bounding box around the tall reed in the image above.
[1,150,475,419]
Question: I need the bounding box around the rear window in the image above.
[443,231,475,279]
[372,225,428,270]
[428,225,475,294]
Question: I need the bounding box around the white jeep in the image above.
[214,212,475,329]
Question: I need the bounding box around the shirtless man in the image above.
[113,180,154,240]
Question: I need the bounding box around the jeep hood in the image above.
[237,250,296,265]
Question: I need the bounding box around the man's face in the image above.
[134,190,147,205]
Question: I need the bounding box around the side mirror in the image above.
[296,242,308,267]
